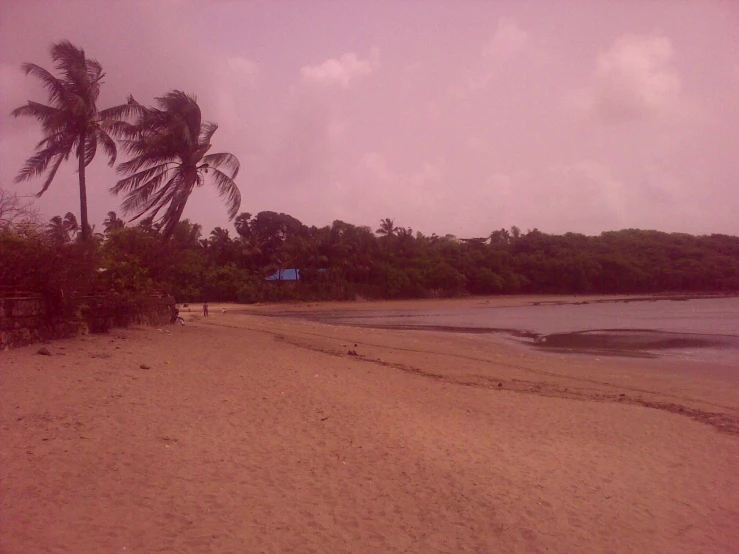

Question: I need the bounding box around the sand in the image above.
[2,301,738,553]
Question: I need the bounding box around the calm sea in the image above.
[295,297,739,365]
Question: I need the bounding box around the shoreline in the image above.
[230,294,739,363]
[232,292,739,314]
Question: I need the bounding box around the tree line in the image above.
[3,208,737,305]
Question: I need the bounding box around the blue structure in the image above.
[265,269,301,281]
[265,268,327,281]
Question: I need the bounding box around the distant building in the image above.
[265,269,301,281]
[265,268,327,282]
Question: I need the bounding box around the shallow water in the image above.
[292,297,739,364]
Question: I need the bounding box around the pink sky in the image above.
[1,1,738,237]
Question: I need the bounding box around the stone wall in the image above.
[0,294,175,350]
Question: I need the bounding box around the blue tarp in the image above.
[265,268,327,281]
[266,269,300,281]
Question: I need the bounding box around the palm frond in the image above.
[208,168,241,219]
[86,58,104,84]
[156,91,200,144]
[199,121,218,145]
[83,134,97,167]
[120,168,186,217]
[14,141,71,183]
[30,151,66,198]
[11,102,68,133]
[19,63,67,106]
[202,152,240,178]
[102,120,140,139]
[98,96,147,122]
[36,131,68,150]
[116,147,179,174]
[125,173,181,220]
[37,153,67,197]
[51,40,88,85]
[96,128,117,165]
[133,184,179,222]
[112,163,171,195]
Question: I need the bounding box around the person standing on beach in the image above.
[203,303,209,317]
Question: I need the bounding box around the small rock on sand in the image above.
[37,347,52,356]
[140,364,151,370]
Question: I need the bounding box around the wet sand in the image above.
[244,294,739,361]
[2,302,739,553]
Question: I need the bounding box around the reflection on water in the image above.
[290,297,739,364]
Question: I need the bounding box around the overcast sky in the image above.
[1,1,738,238]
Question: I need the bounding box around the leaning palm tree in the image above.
[108,91,241,238]
[11,41,117,241]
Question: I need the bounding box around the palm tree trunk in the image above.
[162,199,188,239]
[77,133,91,241]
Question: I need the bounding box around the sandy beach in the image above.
[2,300,739,553]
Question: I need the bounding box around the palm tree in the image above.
[108,91,241,238]
[376,218,397,237]
[234,212,252,239]
[46,212,79,244]
[208,227,235,266]
[103,211,125,235]
[11,40,117,241]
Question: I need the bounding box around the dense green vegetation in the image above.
[2,211,738,305]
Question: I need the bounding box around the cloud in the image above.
[483,17,529,59]
[300,49,380,89]
[577,35,683,124]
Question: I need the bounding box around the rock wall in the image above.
[0,294,175,350]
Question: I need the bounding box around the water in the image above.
[295,297,739,364]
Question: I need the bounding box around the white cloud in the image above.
[300,49,380,89]
[579,35,683,124]
[483,17,529,59]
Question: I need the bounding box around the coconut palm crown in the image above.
[108,91,241,238]
[11,40,117,241]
